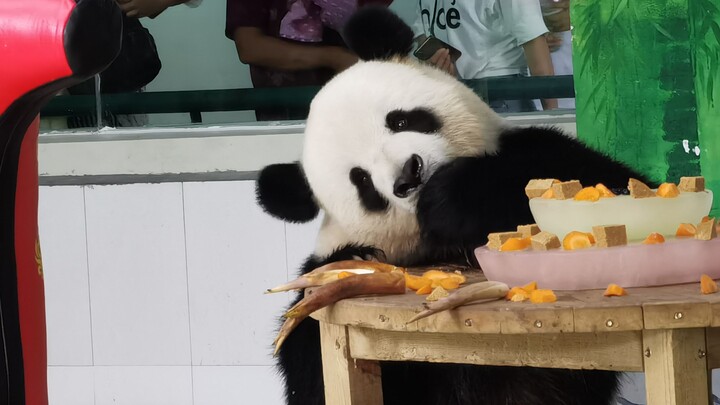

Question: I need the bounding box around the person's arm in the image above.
[232,27,358,73]
[117,0,190,18]
[521,35,558,110]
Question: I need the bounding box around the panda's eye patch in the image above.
[349,167,389,212]
[386,108,442,134]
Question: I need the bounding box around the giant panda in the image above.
[256,7,654,405]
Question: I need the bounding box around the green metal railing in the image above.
[40,75,575,123]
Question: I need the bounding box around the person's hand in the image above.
[428,48,457,77]
[116,0,181,18]
[545,33,563,52]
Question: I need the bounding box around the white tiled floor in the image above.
[93,366,193,405]
[39,186,93,366]
[47,366,94,405]
[192,366,285,405]
[84,183,191,366]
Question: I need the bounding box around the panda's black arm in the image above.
[417,126,655,252]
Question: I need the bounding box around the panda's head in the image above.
[257,7,507,260]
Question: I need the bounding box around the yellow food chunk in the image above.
[405,273,432,291]
[628,178,654,198]
[656,183,680,198]
[603,284,627,297]
[642,233,665,244]
[675,223,697,237]
[506,286,529,301]
[562,231,594,250]
[426,286,450,302]
[701,274,719,295]
[416,284,433,295]
[574,186,601,202]
[522,281,538,292]
[530,289,557,303]
[499,237,531,252]
[595,183,616,198]
[541,188,555,199]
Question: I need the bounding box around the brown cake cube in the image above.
[525,179,558,199]
[530,231,561,251]
[551,180,583,200]
[628,178,655,198]
[487,231,522,250]
[679,176,705,192]
[517,224,541,238]
[696,218,717,241]
[592,225,628,248]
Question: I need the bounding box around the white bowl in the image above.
[528,190,713,242]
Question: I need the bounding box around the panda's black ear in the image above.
[256,163,319,223]
[343,6,414,61]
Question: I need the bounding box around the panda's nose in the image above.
[393,154,423,198]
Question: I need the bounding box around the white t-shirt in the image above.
[412,0,549,80]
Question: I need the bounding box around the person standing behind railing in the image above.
[225,0,392,121]
[412,0,558,113]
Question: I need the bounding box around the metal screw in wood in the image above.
[605,319,614,327]
[464,319,473,327]
[674,312,684,320]
[534,320,543,328]
[644,348,652,357]
[699,349,707,358]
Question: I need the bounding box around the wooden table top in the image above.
[312,269,720,335]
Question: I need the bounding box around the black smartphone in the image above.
[413,36,462,63]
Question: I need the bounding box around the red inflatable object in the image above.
[0,1,121,403]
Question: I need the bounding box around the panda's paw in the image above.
[328,244,387,264]
[417,158,482,245]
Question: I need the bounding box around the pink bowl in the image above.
[474,238,720,290]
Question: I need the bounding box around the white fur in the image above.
[302,59,507,262]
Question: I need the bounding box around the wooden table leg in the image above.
[319,322,384,405]
[643,328,710,405]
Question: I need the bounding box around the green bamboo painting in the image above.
[571,0,719,216]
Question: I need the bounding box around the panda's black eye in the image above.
[349,167,389,212]
[386,109,442,134]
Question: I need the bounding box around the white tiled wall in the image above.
[39,182,322,405]
[39,181,717,405]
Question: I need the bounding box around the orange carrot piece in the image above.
[416,284,433,295]
[562,231,594,250]
[701,274,719,295]
[529,289,557,303]
[574,186,601,202]
[404,273,431,291]
[656,183,680,198]
[522,281,538,292]
[676,223,697,237]
[643,233,665,244]
[499,237,531,252]
[595,183,616,198]
[603,284,627,297]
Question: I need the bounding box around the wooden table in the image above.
[311,273,720,405]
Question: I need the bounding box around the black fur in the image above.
[342,6,414,61]
[417,126,658,258]
[386,108,443,134]
[350,167,390,212]
[272,126,650,405]
[256,163,319,223]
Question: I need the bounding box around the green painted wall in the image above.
[571,0,719,215]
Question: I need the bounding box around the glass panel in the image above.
[39,0,576,132]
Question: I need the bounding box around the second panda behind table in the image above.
[256,7,654,405]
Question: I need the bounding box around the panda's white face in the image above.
[302,59,506,260]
